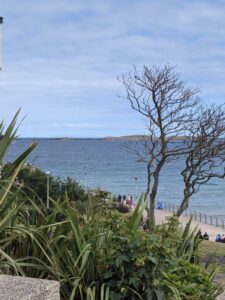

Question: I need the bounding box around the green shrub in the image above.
[2,163,87,205]
[0,113,223,299]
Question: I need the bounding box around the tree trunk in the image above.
[148,172,160,226]
[144,164,151,202]
[149,198,155,226]
[176,195,189,217]
[147,160,165,226]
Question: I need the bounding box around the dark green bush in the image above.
[2,163,87,204]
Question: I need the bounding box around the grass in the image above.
[199,241,225,275]
[199,240,225,257]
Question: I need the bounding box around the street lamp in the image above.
[134,176,138,201]
[46,171,51,209]
[0,17,3,70]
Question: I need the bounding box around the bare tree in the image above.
[120,64,199,224]
[176,105,225,216]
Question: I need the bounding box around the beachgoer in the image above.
[122,195,126,205]
[129,195,133,208]
[215,234,221,242]
[126,194,132,208]
[117,194,122,203]
[157,201,163,209]
[126,194,130,205]
[199,230,203,240]
[203,232,209,240]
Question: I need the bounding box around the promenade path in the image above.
[143,208,225,242]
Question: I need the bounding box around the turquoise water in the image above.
[4,139,225,217]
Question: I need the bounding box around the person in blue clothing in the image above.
[157,201,163,209]
[215,234,221,242]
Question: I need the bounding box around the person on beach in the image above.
[203,232,209,240]
[126,194,132,208]
[157,201,163,209]
[221,234,225,242]
[198,230,203,239]
[122,195,126,205]
[117,194,122,204]
[215,234,221,242]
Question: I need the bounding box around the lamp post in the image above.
[84,172,88,190]
[46,171,51,209]
[0,17,3,70]
[134,176,138,200]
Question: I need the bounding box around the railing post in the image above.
[168,203,170,211]
[222,219,224,229]
[210,216,212,225]
[194,211,197,220]
[216,218,218,227]
[199,213,202,222]
[204,214,207,224]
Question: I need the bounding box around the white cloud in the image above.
[0,0,225,137]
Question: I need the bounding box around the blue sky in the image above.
[1,0,225,137]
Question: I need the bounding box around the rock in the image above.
[0,275,60,300]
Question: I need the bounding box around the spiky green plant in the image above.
[0,111,37,274]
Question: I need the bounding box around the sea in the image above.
[4,138,225,217]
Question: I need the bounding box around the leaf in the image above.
[115,254,129,267]
[128,193,147,232]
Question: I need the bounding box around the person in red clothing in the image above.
[126,194,132,208]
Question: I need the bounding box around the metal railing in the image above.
[161,201,225,229]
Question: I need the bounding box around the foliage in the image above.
[102,215,222,299]
[2,163,87,205]
[117,205,130,213]
[0,113,223,299]
[0,193,222,299]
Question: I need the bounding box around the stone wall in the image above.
[0,275,60,300]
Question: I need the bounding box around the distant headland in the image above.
[17,135,188,141]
